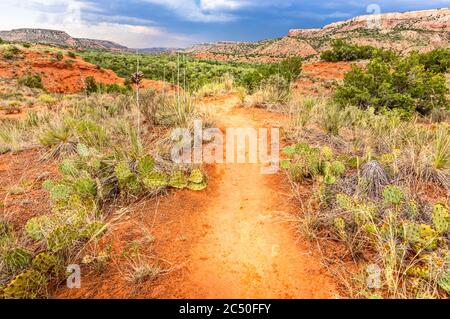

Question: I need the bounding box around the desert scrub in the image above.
[334,50,449,116]
[2,45,20,59]
[281,142,345,184]
[318,102,345,136]
[37,94,57,105]
[288,142,450,298]
[256,74,292,108]
[18,74,44,89]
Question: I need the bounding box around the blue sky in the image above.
[0,0,449,48]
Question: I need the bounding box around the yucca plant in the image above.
[39,125,76,159]
[432,125,450,170]
[320,103,344,136]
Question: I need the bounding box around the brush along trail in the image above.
[56,94,338,299]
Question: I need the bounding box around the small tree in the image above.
[84,76,98,95]
[18,74,44,89]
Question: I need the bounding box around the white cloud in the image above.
[0,0,198,47]
[140,0,293,22]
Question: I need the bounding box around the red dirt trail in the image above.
[56,95,339,299]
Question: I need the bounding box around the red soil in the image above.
[295,61,365,96]
[55,94,340,299]
[0,48,176,94]
[0,149,58,228]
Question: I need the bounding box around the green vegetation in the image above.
[18,74,44,89]
[281,92,450,298]
[0,84,211,297]
[84,76,131,95]
[334,49,450,116]
[321,40,397,62]
[2,45,20,59]
[79,51,301,92]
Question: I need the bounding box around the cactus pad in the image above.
[47,225,77,252]
[432,204,449,234]
[336,193,355,211]
[137,155,155,177]
[169,170,188,189]
[383,185,405,205]
[74,176,97,198]
[80,221,107,240]
[143,171,169,189]
[4,247,32,273]
[25,215,54,241]
[3,269,48,299]
[32,252,62,276]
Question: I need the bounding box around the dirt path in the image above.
[56,94,338,299]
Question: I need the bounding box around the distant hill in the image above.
[136,47,181,54]
[186,8,450,62]
[0,28,127,51]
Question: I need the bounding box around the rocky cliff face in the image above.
[188,8,450,62]
[289,8,450,36]
[0,28,127,51]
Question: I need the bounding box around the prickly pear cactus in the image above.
[74,176,97,198]
[407,265,430,279]
[137,155,155,177]
[321,146,334,161]
[353,204,375,225]
[3,269,48,299]
[4,247,32,273]
[115,162,133,183]
[25,215,54,241]
[187,169,208,191]
[80,221,106,240]
[143,171,169,189]
[403,223,426,243]
[169,170,188,189]
[115,162,141,194]
[432,204,449,234]
[330,161,346,177]
[383,186,405,205]
[49,184,72,203]
[32,252,62,277]
[336,193,355,211]
[188,169,204,184]
[405,201,419,219]
[403,223,439,251]
[47,225,77,253]
[323,174,336,185]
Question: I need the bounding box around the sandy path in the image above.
[56,94,338,299]
[173,95,338,298]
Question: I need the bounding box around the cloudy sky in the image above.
[0,0,448,48]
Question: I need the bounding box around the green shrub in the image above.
[419,48,450,73]
[321,40,395,62]
[3,45,20,59]
[84,76,98,95]
[334,53,449,116]
[78,50,301,92]
[18,74,43,89]
[54,51,63,61]
[259,74,291,106]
